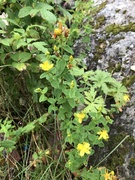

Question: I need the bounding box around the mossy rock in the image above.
[105,133,135,170]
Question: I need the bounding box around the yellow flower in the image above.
[39,61,54,71]
[123,94,130,102]
[70,80,75,89]
[54,28,62,36]
[77,142,91,157]
[74,112,85,123]
[103,170,117,180]
[97,130,109,140]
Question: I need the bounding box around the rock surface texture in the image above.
[88,0,135,179]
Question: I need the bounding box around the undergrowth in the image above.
[0,0,130,179]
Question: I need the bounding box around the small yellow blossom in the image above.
[69,55,73,61]
[103,170,117,180]
[54,28,62,36]
[77,142,91,157]
[34,88,41,93]
[97,130,109,140]
[74,112,85,123]
[70,80,75,89]
[45,149,50,155]
[45,51,50,56]
[39,61,54,71]
[53,45,58,51]
[123,94,130,102]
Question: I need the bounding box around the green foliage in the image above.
[0,0,129,179]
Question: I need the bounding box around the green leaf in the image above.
[51,79,59,88]
[0,140,16,148]
[40,9,57,24]
[12,62,27,71]
[27,29,40,38]
[70,67,84,76]
[39,94,47,102]
[40,72,47,79]
[62,45,74,54]
[0,19,7,29]
[21,121,36,134]
[36,2,53,10]
[48,98,56,104]
[0,30,6,34]
[18,6,33,18]
[16,39,27,49]
[30,9,40,17]
[11,52,31,62]
[7,19,20,27]
[27,38,37,43]
[56,59,66,75]
[68,98,76,108]
[68,88,75,98]
[0,38,12,46]
[37,114,47,123]
[48,104,58,113]
[32,42,47,53]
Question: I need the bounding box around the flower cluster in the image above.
[53,21,69,39]
[77,142,91,157]
[39,61,54,71]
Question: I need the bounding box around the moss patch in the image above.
[122,74,135,87]
[129,158,135,167]
[105,23,135,35]
[95,15,106,29]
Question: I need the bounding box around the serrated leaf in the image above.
[18,6,32,18]
[12,62,27,71]
[62,45,74,54]
[40,9,57,23]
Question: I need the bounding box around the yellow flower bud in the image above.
[69,55,73,61]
